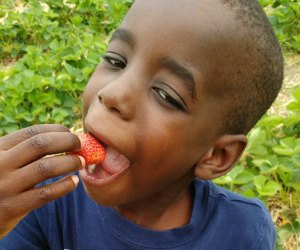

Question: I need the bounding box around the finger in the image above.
[3,175,79,219]
[0,124,70,151]
[2,132,81,169]
[9,155,84,191]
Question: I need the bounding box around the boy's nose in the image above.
[97,75,139,121]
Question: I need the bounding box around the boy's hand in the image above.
[0,124,84,239]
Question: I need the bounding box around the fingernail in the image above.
[71,175,80,186]
[79,156,85,169]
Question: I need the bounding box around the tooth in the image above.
[88,164,96,174]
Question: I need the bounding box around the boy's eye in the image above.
[153,86,186,112]
[103,52,127,69]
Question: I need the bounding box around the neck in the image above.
[114,177,195,231]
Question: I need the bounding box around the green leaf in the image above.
[260,181,282,196]
[49,39,60,50]
[246,128,268,156]
[242,188,256,198]
[63,62,84,82]
[233,171,254,185]
[253,175,266,191]
[272,137,299,156]
[252,157,278,174]
[3,124,19,133]
[253,175,282,196]
[51,108,70,122]
[214,176,233,185]
[70,15,83,26]
[39,113,50,123]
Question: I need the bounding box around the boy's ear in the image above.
[194,135,247,180]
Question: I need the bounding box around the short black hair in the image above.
[217,0,284,134]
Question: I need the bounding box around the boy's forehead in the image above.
[120,0,242,91]
[125,0,233,30]
[122,0,239,57]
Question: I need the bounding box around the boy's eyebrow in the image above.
[110,29,196,98]
[110,28,135,47]
[160,57,196,99]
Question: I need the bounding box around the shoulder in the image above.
[194,179,276,249]
[202,179,269,211]
[196,179,270,213]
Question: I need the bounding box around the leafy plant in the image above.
[0,0,133,134]
[259,0,300,53]
[215,86,300,249]
[0,0,299,249]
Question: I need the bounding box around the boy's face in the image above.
[81,0,234,206]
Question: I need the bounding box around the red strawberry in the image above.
[72,134,106,165]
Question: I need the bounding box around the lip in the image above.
[85,126,111,150]
[80,124,131,187]
[85,123,132,162]
[79,164,129,188]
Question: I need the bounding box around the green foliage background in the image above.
[0,0,299,249]
[0,0,132,133]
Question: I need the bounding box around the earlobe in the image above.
[194,134,247,180]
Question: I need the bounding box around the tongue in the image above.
[101,146,130,174]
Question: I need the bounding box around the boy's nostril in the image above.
[110,107,121,115]
[97,89,134,120]
[98,93,122,115]
[98,94,103,102]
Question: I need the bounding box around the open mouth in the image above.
[80,145,130,184]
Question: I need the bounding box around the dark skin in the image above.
[0,0,248,238]
[0,125,84,238]
[81,0,247,229]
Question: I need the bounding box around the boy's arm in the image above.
[0,124,83,239]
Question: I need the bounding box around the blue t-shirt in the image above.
[0,177,276,249]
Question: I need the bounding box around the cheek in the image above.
[133,116,201,180]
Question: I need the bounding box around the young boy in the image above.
[0,0,283,249]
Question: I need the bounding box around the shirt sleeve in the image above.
[0,211,50,250]
[254,207,277,250]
